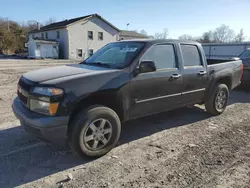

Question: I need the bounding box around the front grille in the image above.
[18,87,29,107]
[18,76,33,107]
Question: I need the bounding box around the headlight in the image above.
[32,87,63,96]
[30,87,63,115]
[30,99,59,115]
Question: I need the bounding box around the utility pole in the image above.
[126,23,129,30]
[7,18,10,32]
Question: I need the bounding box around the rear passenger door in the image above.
[129,43,183,118]
[180,44,208,104]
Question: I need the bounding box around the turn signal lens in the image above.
[49,103,59,115]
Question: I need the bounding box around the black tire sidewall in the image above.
[213,84,229,113]
[69,106,121,157]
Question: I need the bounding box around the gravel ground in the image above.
[0,60,249,188]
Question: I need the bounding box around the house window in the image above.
[88,31,93,40]
[57,31,60,39]
[77,49,83,57]
[41,33,44,39]
[89,49,94,56]
[98,32,103,40]
[37,45,40,50]
[45,32,48,39]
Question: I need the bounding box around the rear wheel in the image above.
[68,105,121,158]
[205,84,229,115]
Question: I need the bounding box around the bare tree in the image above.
[44,18,56,26]
[154,28,168,39]
[197,31,214,43]
[178,34,195,41]
[234,29,245,43]
[27,20,40,30]
[213,24,235,43]
[139,29,148,36]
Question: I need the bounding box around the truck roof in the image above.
[118,39,200,45]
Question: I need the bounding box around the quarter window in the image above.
[141,44,176,69]
[88,31,93,40]
[181,45,202,66]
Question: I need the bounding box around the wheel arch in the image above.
[67,91,125,134]
[205,75,232,101]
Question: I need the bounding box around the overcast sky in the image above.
[2,0,250,39]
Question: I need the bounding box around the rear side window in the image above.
[181,45,202,67]
[141,44,176,69]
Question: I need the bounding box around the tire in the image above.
[205,83,229,115]
[68,105,121,158]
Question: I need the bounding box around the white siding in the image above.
[39,43,58,58]
[67,17,118,60]
[30,29,69,58]
[28,36,37,58]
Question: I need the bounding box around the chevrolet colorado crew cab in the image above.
[12,39,243,158]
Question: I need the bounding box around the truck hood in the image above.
[23,64,119,83]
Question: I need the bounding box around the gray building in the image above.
[28,14,120,59]
[118,30,148,41]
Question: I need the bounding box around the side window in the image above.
[88,31,93,40]
[77,49,83,57]
[141,44,176,69]
[89,49,94,56]
[98,32,103,40]
[57,31,60,39]
[181,45,202,67]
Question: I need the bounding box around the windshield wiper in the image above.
[85,62,112,68]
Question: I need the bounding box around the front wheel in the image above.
[205,84,229,115]
[68,105,121,158]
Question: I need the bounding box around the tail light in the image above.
[240,63,244,80]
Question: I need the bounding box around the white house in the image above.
[28,37,59,59]
[28,14,120,60]
[118,30,148,41]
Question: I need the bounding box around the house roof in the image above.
[34,39,58,44]
[29,14,120,33]
[119,30,148,38]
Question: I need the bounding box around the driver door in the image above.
[129,43,183,118]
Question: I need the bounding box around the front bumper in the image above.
[12,97,69,145]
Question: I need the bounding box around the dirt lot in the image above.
[0,60,250,188]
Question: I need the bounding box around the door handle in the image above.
[170,74,181,79]
[198,71,207,76]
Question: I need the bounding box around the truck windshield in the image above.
[239,50,250,58]
[83,42,145,68]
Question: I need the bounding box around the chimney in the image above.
[37,22,40,30]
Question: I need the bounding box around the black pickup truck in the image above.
[12,39,243,157]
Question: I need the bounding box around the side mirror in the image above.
[139,61,156,73]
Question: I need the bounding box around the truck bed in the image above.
[207,58,234,65]
[207,59,242,90]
